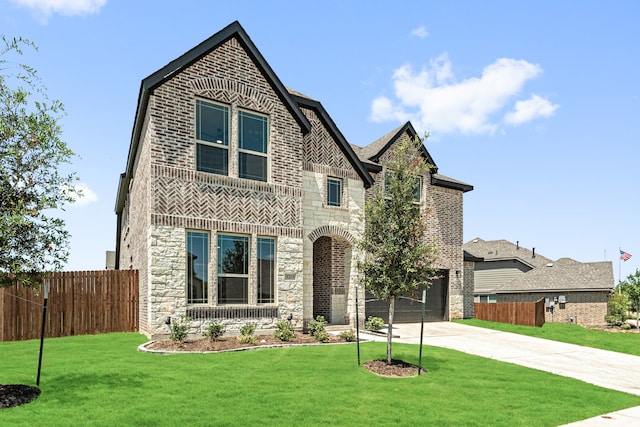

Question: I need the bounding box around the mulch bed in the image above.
[145,333,423,377]
[0,384,40,409]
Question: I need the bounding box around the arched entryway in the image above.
[309,226,356,325]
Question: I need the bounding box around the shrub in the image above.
[307,316,327,336]
[365,316,384,331]
[170,315,191,343]
[237,323,258,345]
[203,322,225,341]
[606,293,629,326]
[622,323,631,330]
[237,334,258,345]
[314,329,330,343]
[339,329,356,342]
[274,320,295,342]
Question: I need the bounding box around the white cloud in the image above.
[370,54,558,135]
[504,94,559,125]
[70,182,98,207]
[411,26,429,39]
[13,0,106,20]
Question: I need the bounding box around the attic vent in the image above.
[546,263,554,267]
[473,239,479,243]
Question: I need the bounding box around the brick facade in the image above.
[116,22,471,338]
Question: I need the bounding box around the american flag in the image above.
[620,250,632,262]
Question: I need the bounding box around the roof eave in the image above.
[292,94,374,188]
[431,175,474,193]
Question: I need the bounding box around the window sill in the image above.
[186,305,279,320]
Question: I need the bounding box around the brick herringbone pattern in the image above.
[302,107,352,170]
[153,165,302,228]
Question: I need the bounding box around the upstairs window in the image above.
[238,110,268,182]
[196,100,229,175]
[327,178,342,207]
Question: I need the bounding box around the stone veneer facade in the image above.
[117,23,471,338]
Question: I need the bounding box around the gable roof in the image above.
[352,122,473,193]
[358,122,437,170]
[290,92,374,188]
[116,21,311,213]
[463,238,552,269]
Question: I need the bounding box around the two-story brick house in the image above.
[115,21,473,338]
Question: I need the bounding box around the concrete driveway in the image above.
[360,322,640,426]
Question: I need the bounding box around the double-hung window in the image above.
[326,177,342,207]
[196,100,229,175]
[187,231,209,304]
[217,234,250,304]
[238,110,268,182]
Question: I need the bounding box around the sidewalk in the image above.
[360,322,640,426]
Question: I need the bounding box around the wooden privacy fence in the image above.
[0,270,138,342]
[474,298,545,327]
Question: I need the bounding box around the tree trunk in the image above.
[387,297,395,365]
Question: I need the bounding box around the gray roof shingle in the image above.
[464,238,615,293]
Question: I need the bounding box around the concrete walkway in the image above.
[359,322,640,426]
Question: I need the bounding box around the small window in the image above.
[478,295,497,303]
[187,231,209,304]
[327,178,342,207]
[218,234,249,304]
[257,237,275,303]
[196,100,229,175]
[238,111,268,182]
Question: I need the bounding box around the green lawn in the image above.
[457,318,640,356]
[1,333,640,426]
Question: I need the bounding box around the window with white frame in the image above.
[186,231,209,304]
[217,234,250,304]
[238,110,268,182]
[326,177,342,207]
[195,100,229,175]
[476,294,497,303]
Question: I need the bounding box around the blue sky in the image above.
[2,0,638,283]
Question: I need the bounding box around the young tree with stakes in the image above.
[358,135,438,365]
[0,36,80,288]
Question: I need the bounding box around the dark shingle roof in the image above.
[493,261,614,293]
[464,238,615,293]
[463,238,552,268]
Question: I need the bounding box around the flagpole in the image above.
[619,247,622,291]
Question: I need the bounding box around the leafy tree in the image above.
[616,269,640,327]
[0,36,79,288]
[605,292,628,326]
[357,135,438,364]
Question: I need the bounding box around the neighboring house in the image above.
[115,21,473,339]
[463,238,613,325]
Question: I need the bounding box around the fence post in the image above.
[0,287,4,342]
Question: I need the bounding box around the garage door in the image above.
[365,270,448,323]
